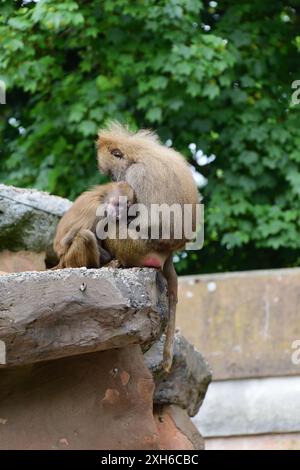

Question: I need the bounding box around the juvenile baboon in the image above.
[53,181,136,269]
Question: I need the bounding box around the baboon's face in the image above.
[97,139,132,181]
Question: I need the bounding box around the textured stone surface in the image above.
[177,268,300,380]
[154,405,204,450]
[0,346,160,450]
[0,183,71,252]
[0,267,167,367]
[193,376,300,437]
[0,249,46,272]
[0,184,211,450]
[145,332,211,417]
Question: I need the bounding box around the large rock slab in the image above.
[154,405,204,450]
[145,332,212,417]
[0,346,160,450]
[0,183,71,253]
[0,267,167,367]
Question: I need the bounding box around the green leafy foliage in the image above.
[1,0,300,274]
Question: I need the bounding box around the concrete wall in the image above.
[177,268,300,450]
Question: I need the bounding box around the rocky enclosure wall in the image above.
[0,184,211,450]
[177,269,300,449]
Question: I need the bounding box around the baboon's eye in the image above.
[111,148,123,159]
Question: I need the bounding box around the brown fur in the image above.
[97,122,198,217]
